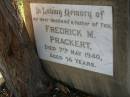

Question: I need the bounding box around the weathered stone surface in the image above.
[24,0,130,97]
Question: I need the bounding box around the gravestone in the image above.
[24,0,130,97]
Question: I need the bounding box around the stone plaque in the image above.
[30,3,113,76]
